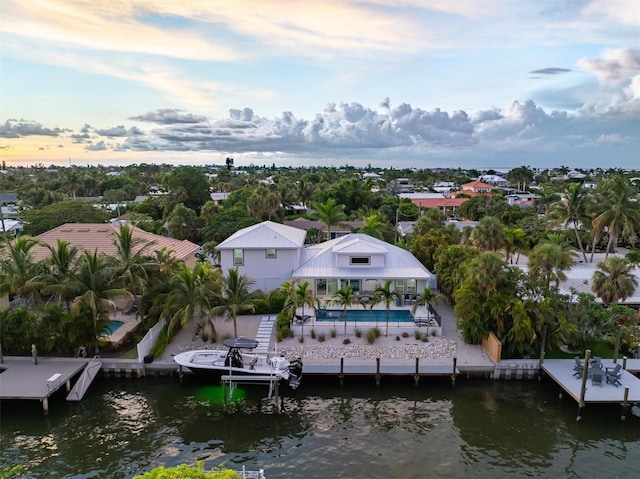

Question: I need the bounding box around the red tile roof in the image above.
[32,223,200,262]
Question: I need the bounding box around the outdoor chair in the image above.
[294,314,311,324]
[573,356,585,378]
[605,364,623,387]
[591,365,604,387]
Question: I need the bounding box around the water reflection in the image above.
[1,377,638,478]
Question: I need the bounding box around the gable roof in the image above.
[217,221,307,249]
[32,223,200,262]
[293,233,432,280]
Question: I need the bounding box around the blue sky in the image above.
[1,0,638,170]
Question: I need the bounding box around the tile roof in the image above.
[32,223,200,262]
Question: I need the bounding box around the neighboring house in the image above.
[400,195,468,214]
[216,221,434,298]
[292,233,434,299]
[1,219,23,236]
[396,220,478,237]
[32,223,201,268]
[506,193,540,208]
[217,221,307,292]
[210,192,229,203]
[432,181,457,194]
[455,181,493,196]
[480,174,508,186]
[388,178,415,194]
[362,172,383,181]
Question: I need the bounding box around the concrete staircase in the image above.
[254,315,276,354]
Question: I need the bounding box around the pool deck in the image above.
[101,310,141,347]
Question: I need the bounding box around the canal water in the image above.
[1,376,639,478]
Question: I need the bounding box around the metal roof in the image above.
[217,221,307,249]
[293,233,433,280]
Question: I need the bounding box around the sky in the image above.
[0,0,639,170]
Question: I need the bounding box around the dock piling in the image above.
[375,358,381,387]
[339,358,344,386]
[621,386,630,421]
[451,357,457,386]
[414,358,419,387]
[577,349,591,422]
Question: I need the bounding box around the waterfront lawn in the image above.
[543,340,614,359]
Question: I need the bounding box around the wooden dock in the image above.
[0,357,87,413]
[541,358,640,421]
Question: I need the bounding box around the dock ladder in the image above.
[66,356,102,401]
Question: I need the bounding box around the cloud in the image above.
[577,48,640,85]
[95,125,144,137]
[130,109,208,125]
[529,68,572,75]
[85,140,109,151]
[0,119,66,138]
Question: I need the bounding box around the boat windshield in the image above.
[223,337,259,349]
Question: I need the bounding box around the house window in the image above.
[317,278,338,296]
[406,279,417,294]
[233,249,244,266]
[350,256,370,265]
[266,248,277,259]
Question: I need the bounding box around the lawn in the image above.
[543,340,614,359]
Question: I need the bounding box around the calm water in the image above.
[1,376,639,478]
[317,309,412,323]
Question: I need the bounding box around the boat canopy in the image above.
[223,337,259,349]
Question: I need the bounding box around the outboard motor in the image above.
[288,357,303,389]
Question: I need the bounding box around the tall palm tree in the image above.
[211,267,261,338]
[359,214,387,240]
[546,183,591,263]
[470,216,506,252]
[312,198,347,242]
[295,177,314,210]
[37,239,80,311]
[111,224,156,306]
[329,284,363,335]
[69,250,130,332]
[371,280,400,336]
[590,176,640,261]
[162,262,220,338]
[285,280,317,336]
[503,226,528,264]
[0,235,40,308]
[592,256,638,308]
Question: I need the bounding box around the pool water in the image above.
[103,320,124,335]
[316,309,412,323]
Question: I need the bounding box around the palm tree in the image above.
[411,287,446,319]
[312,198,347,242]
[0,235,40,308]
[37,239,80,311]
[592,256,638,308]
[329,284,363,335]
[211,267,261,338]
[285,280,317,336]
[470,216,506,252]
[503,226,528,264]
[111,224,156,307]
[68,250,130,333]
[359,214,387,240]
[371,280,400,336]
[527,234,577,295]
[295,177,314,210]
[590,176,640,261]
[162,262,220,338]
[546,183,591,263]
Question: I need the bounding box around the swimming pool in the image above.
[316,309,413,323]
[103,320,124,335]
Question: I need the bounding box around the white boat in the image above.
[173,337,302,389]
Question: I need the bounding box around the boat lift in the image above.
[221,374,282,414]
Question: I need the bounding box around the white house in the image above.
[292,234,434,300]
[216,221,307,292]
[217,221,434,298]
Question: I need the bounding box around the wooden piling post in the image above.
[339,357,344,386]
[451,357,457,386]
[274,380,280,415]
[577,349,591,422]
[222,380,228,413]
[375,358,381,387]
[42,398,49,415]
[621,386,630,421]
[622,356,627,370]
[414,358,420,387]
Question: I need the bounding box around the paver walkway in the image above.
[254,315,276,354]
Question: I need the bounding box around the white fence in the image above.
[136,318,166,362]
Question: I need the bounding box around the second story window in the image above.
[233,249,244,266]
[266,248,277,259]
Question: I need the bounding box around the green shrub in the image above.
[318,333,326,342]
[402,332,409,338]
[343,337,351,345]
[366,329,378,344]
[150,328,169,358]
[414,330,421,340]
[354,328,362,338]
[275,310,293,340]
[133,462,241,478]
[310,328,316,339]
[298,335,304,343]
[330,328,337,338]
